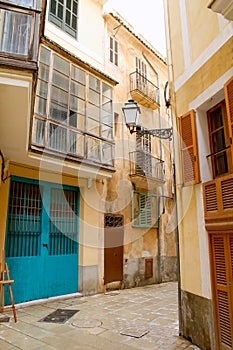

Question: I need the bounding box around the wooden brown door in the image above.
[104,215,123,284]
[210,233,233,350]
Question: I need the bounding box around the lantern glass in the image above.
[122,99,141,129]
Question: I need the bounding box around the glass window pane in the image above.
[67,0,71,10]
[38,63,49,81]
[50,102,67,123]
[70,96,85,114]
[52,70,69,90]
[102,83,112,99]
[73,0,78,13]
[102,142,113,165]
[53,54,69,75]
[101,125,112,140]
[89,89,100,106]
[69,112,84,130]
[40,46,51,64]
[35,96,46,116]
[37,80,48,98]
[71,66,85,84]
[101,111,112,126]
[71,82,85,99]
[102,97,112,112]
[65,9,71,25]
[57,3,63,19]
[87,137,101,161]
[87,118,100,136]
[87,103,100,121]
[51,86,68,108]
[50,0,57,15]
[69,131,84,156]
[89,76,100,92]
[0,10,32,56]
[49,123,67,152]
[32,119,45,145]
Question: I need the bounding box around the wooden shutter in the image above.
[224,76,233,166]
[210,233,233,350]
[179,110,200,185]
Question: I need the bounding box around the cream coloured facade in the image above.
[0,0,176,306]
[164,0,233,349]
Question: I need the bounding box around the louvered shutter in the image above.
[211,234,233,350]
[179,110,200,185]
[224,76,233,166]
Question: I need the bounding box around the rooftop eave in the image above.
[208,0,233,20]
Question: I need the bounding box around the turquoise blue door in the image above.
[5,177,79,304]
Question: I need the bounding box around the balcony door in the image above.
[136,132,152,177]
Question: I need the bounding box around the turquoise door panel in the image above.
[5,177,79,305]
[46,255,78,297]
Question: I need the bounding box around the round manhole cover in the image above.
[72,318,102,328]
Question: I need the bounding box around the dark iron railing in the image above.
[130,71,160,106]
[129,151,164,182]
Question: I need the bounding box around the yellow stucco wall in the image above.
[167,0,185,80]
[186,0,220,63]
[176,37,233,115]
[178,186,202,295]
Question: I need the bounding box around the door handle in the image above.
[42,243,48,248]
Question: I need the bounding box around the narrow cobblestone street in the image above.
[0,282,201,350]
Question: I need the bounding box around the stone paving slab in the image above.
[0,282,201,350]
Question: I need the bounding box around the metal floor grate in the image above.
[39,309,79,324]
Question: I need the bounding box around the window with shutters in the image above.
[206,77,233,178]
[109,36,118,66]
[48,0,78,38]
[136,57,147,83]
[132,190,158,228]
[179,110,200,185]
[207,101,232,177]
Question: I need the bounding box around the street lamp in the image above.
[122,99,172,140]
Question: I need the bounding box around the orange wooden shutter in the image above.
[210,233,233,350]
[224,76,233,165]
[179,110,200,185]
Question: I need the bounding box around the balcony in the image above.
[0,0,42,68]
[130,71,160,110]
[129,151,164,187]
[203,173,233,228]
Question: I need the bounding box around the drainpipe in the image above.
[163,0,182,336]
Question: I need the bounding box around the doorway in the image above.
[104,215,123,284]
[5,177,79,304]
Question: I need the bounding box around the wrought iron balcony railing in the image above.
[129,151,164,182]
[129,71,160,109]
